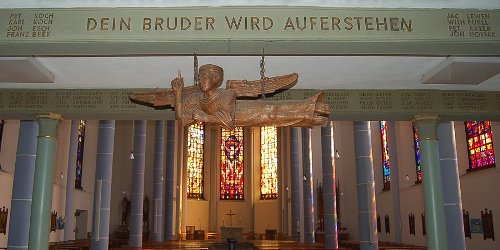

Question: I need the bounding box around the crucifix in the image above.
[226,210,236,227]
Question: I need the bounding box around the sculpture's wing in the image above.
[129,86,199,108]
[226,73,298,97]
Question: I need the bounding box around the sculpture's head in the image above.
[198,64,224,92]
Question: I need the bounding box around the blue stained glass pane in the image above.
[380,121,391,190]
[413,126,422,183]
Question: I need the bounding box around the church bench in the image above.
[205,231,220,240]
[48,239,91,250]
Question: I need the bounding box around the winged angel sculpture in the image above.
[129,64,330,130]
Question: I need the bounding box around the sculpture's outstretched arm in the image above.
[129,85,200,108]
[226,73,298,97]
[129,88,175,108]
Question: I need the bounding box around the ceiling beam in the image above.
[0,88,498,121]
[0,7,499,56]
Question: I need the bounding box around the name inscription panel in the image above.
[0,89,498,121]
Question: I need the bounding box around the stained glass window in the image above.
[380,121,390,190]
[0,120,4,169]
[413,126,422,183]
[0,120,4,152]
[187,122,205,199]
[260,126,278,199]
[220,127,244,200]
[465,121,495,170]
[75,120,86,189]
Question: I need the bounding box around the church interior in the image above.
[0,1,500,250]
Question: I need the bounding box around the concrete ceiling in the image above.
[1,1,499,91]
[1,56,500,91]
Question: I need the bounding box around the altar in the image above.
[220,227,243,240]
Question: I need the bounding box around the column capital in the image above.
[411,114,440,124]
[37,112,63,121]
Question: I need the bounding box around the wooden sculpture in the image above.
[130,64,330,129]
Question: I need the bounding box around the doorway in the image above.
[74,209,88,239]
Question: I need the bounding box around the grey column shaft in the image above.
[90,120,115,250]
[387,121,402,243]
[64,120,78,241]
[321,122,339,249]
[151,120,165,242]
[438,122,465,250]
[129,120,147,247]
[353,121,379,250]
[290,127,301,241]
[164,120,175,240]
[8,121,38,250]
[301,128,315,243]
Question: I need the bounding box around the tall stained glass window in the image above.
[413,126,422,183]
[380,121,391,190]
[75,120,86,189]
[0,120,4,169]
[187,122,205,199]
[465,121,496,171]
[261,126,278,199]
[0,120,4,152]
[220,127,244,200]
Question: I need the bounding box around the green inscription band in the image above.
[0,89,499,121]
[0,7,499,55]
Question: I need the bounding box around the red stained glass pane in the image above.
[465,121,496,170]
[221,127,244,200]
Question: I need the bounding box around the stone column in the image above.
[28,113,62,250]
[64,120,78,241]
[438,121,465,250]
[321,121,338,249]
[301,128,315,243]
[412,115,447,250]
[8,120,38,250]
[129,120,147,247]
[387,121,402,243]
[151,120,165,242]
[164,120,175,240]
[353,121,378,250]
[90,120,116,250]
[290,127,301,242]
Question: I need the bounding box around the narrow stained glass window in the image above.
[220,127,244,200]
[187,121,205,199]
[413,126,422,183]
[0,120,4,152]
[75,120,86,189]
[465,121,495,171]
[0,120,4,169]
[380,121,391,190]
[261,126,278,200]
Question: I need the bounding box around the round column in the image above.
[8,120,38,250]
[151,120,165,242]
[412,115,447,250]
[129,120,147,247]
[90,120,116,250]
[301,128,315,243]
[28,113,62,250]
[290,127,301,242]
[321,121,339,249]
[438,121,465,250]
[353,121,378,250]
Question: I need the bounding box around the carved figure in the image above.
[130,64,329,129]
